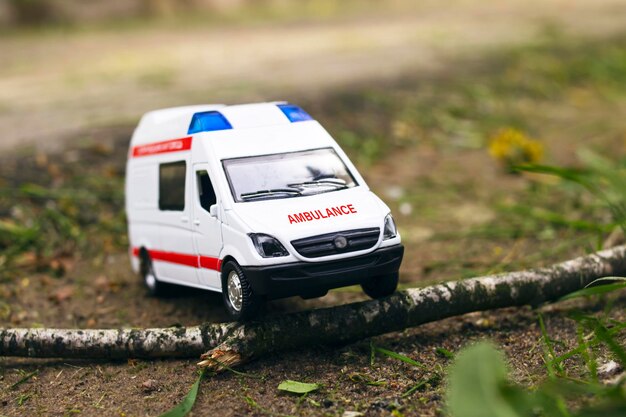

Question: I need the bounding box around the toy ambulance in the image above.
[125,102,404,320]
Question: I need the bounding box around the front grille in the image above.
[291,227,380,258]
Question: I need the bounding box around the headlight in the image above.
[383,214,398,240]
[249,233,289,257]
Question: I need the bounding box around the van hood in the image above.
[230,187,388,243]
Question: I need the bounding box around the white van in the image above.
[125,102,403,320]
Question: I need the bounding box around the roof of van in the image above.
[131,102,310,146]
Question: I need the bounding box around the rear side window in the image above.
[159,161,186,211]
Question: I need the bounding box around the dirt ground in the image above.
[2,1,626,416]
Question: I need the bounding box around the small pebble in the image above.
[141,379,159,393]
[598,360,623,377]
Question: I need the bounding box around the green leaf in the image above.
[159,370,204,417]
[446,342,532,417]
[277,380,320,395]
[559,278,626,301]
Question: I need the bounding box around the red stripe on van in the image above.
[132,136,192,158]
[149,249,198,268]
[131,247,222,272]
[199,256,222,271]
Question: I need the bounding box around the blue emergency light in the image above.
[188,111,233,134]
[278,104,313,123]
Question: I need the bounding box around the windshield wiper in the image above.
[240,188,302,201]
[287,179,348,189]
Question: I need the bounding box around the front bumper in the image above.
[242,244,404,299]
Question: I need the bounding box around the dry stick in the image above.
[1,246,626,364]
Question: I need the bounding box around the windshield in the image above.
[223,148,358,202]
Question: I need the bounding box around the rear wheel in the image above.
[222,261,262,321]
[361,272,399,299]
[140,251,165,296]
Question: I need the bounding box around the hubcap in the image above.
[145,271,156,290]
[227,271,243,312]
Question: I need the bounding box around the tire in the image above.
[361,272,399,299]
[221,261,262,321]
[140,251,165,297]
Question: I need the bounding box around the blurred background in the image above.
[1,1,626,415]
[1,0,624,152]
[1,0,626,317]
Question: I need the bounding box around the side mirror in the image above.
[209,204,218,218]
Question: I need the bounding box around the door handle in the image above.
[181,216,189,223]
[193,219,200,226]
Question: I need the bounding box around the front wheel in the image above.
[361,272,399,299]
[221,261,263,321]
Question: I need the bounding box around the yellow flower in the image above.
[488,128,543,170]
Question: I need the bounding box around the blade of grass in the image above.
[539,314,563,377]
[515,164,592,187]
[584,319,626,366]
[372,345,427,370]
[559,281,626,302]
[158,370,204,417]
[9,370,38,390]
[550,321,626,366]
[435,347,454,359]
[577,325,598,383]
[348,372,387,387]
[402,375,439,398]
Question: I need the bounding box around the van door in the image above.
[191,165,223,290]
[155,159,198,286]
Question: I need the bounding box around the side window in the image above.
[159,161,186,211]
[197,170,217,212]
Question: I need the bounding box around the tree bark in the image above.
[198,245,626,370]
[0,323,236,359]
[2,245,625,365]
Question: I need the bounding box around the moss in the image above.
[173,326,187,338]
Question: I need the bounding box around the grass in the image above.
[517,149,626,237]
[0,140,127,280]
[321,32,626,166]
[444,288,626,417]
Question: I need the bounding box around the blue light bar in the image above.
[188,111,232,134]
[277,104,313,123]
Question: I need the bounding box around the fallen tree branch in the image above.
[0,323,236,359]
[198,245,626,370]
[2,245,626,364]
